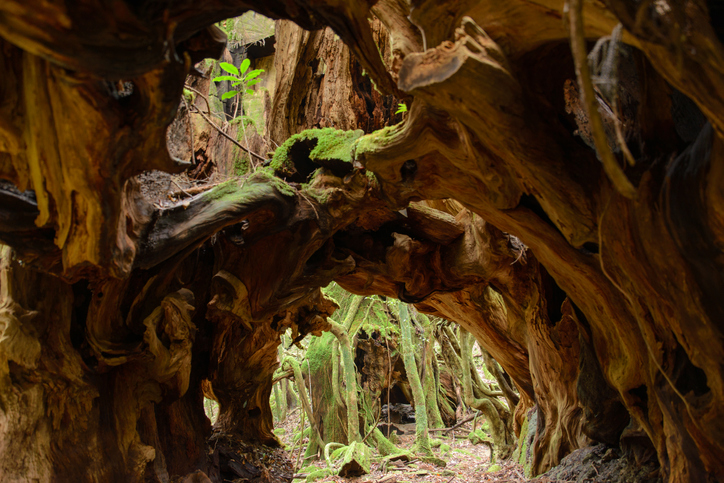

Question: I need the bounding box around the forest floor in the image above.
[276,410,531,483]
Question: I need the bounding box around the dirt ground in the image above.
[275,410,531,483]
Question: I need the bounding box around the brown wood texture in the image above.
[0,1,723,482]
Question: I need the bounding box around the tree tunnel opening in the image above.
[2,2,723,482]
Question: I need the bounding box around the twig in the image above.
[183,84,212,118]
[566,0,636,199]
[298,191,320,220]
[385,331,392,437]
[170,178,192,198]
[169,181,224,199]
[428,414,476,435]
[362,404,382,444]
[293,404,305,474]
[188,104,266,162]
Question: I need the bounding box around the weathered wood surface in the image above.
[0,1,723,482]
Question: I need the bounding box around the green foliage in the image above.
[395,102,408,114]
[213,59,265,123]
[271,128,364,178]
[182,88,195,104]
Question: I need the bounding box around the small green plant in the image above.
[395,102,408,114]
[214,59,264,102]
[213,59,265,172]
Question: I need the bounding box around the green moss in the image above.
[468,429,492,445]
[233,156,250,176]
[337,441,371,476]
[182,88,195,104]
[512,409,537,478]
[487,464,502,473]
[312,128,363,162]
[305,468,333,482]
[301,185,331,205]
[306,332,336,375]
[271,128,364,177]
[203,179,238,201]
[251,169,297,197]
[352,124,399,158]
[242,90,267,132]
[330,446,347,461]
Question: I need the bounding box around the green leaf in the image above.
[231,81,243,87]
[239,58,251,74]
[395,102,408,114]
[221,90,239,100]
[239,59,251,74]
[219,62,239,76]
[245,69,264,81]
[246,79,260,86]
[213,75,239,82]
[246,89,255,95]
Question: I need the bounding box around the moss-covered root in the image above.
[328,319,361,443]
[419,313,445,429]
[337,441,372,477]
[459,330,513,459]
[397,303,433,457]
[282,357,326,454]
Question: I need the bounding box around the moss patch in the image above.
[352,124,399,158]
[271,128,364,179]
[337,441,372,477]
[252,169,297,197]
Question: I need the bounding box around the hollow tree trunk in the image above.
[2,1,724,482]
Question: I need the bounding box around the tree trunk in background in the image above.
[284,356,326,460]
[328,320,361,443]
[418,313,445,429]
[268,19,401,144]
[397,304,432,456]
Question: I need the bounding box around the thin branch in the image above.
[183,84,212,117]
[566,0,636,199]
[298,191,320,220]
[362,403,382,445]
[170,178,192,198]
[188,104,266,162]
[427,413,475,435]
[272,368,294,384]
[169,181,224,199]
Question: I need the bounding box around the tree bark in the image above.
[396,303,432,456]
[2,1,724,481]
